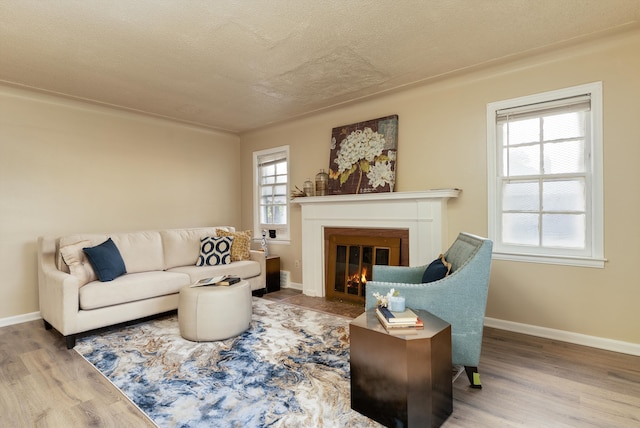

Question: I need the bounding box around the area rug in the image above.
[75,298,382,427]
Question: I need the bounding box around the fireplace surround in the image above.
[293,189,460,298]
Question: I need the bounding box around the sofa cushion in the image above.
[196,236,233,266]
[83,238,127,282]
[79,271,189,310]
[421,254,452,283]
[59,240,97,286]
[161,227,233,269]
[216,229,252,261]
[169,259,262,283]
[110,231,164,273]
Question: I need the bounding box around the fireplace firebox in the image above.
[325,228,407,305]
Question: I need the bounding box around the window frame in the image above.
[486,82,605,268]
[253,145,290,244]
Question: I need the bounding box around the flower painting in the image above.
[328,115,398,195]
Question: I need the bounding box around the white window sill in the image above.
[252,238,291,246]
[492,252,606,268]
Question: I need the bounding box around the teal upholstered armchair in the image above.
[365,232,493,388]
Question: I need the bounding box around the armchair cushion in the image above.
[422,253,452,283]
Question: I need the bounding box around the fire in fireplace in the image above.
[325,230,404,305]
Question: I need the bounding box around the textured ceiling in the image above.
[1,1,640,133]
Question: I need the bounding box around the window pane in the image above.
[262,176,275,185]
[274,184,287,195]
[261,164,275,176]
[504,145,540,176]
[542,180,585,212]
[543,112,584,140]
[275,161,287,174]
[503,213,539,245]
[271,205,286,224]
[543,140,585,174]
[503,181,539,211]
[274,195,287,204]
[542,214,585,248]
[260,206,269,224]
[507,118,540,145]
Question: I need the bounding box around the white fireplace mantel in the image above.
[292,189,461,297]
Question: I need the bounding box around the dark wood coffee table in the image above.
[350,308,452,427]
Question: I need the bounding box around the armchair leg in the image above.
[465,366,482,389]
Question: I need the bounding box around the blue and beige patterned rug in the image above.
[75,298,381,427]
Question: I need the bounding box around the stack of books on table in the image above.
[375,306,424,335]
[190,275,241,287]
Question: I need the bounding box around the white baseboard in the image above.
[283,281,303,291]
[0,311,41,328]
[485,317,640,357]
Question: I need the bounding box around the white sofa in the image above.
[37,226,266,348]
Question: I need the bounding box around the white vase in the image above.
[388,296,405,312]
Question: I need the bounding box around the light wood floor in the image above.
[2,289,639,427]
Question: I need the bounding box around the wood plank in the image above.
[1,295,639,427]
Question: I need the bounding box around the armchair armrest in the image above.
[371,264,427,284]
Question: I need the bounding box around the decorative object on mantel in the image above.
[315,169,329,196]
[289,185,306,199]
[303,178,314,196]
[328,114,398,195]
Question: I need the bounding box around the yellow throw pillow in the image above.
[216,230,252,261]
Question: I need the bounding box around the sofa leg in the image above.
[43,320,52,330]
[65,335,76,349]
[465,366,482,389]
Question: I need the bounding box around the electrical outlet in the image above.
[294,260,300,268]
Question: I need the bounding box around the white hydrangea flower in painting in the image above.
[367,159,394,189]
[334,128,385,174]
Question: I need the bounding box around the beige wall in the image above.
[0,85,241,319]
[241,29,640,344]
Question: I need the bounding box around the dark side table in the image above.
[350,308,452,428]
[265,256,280,293]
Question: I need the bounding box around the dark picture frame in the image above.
[327,115,398,195]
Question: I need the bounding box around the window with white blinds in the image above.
[253,146,290,242]
[487,83,604,267]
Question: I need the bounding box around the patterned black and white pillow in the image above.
[196,236,234,266]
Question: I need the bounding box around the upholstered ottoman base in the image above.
[178,280,252,341]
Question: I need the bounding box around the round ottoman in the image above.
[178,280,252,341]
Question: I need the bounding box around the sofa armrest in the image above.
[37,237,81,335]
[249,250,267,289]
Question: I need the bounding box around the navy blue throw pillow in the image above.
[422,254,452,283]
[83,238,127,282]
